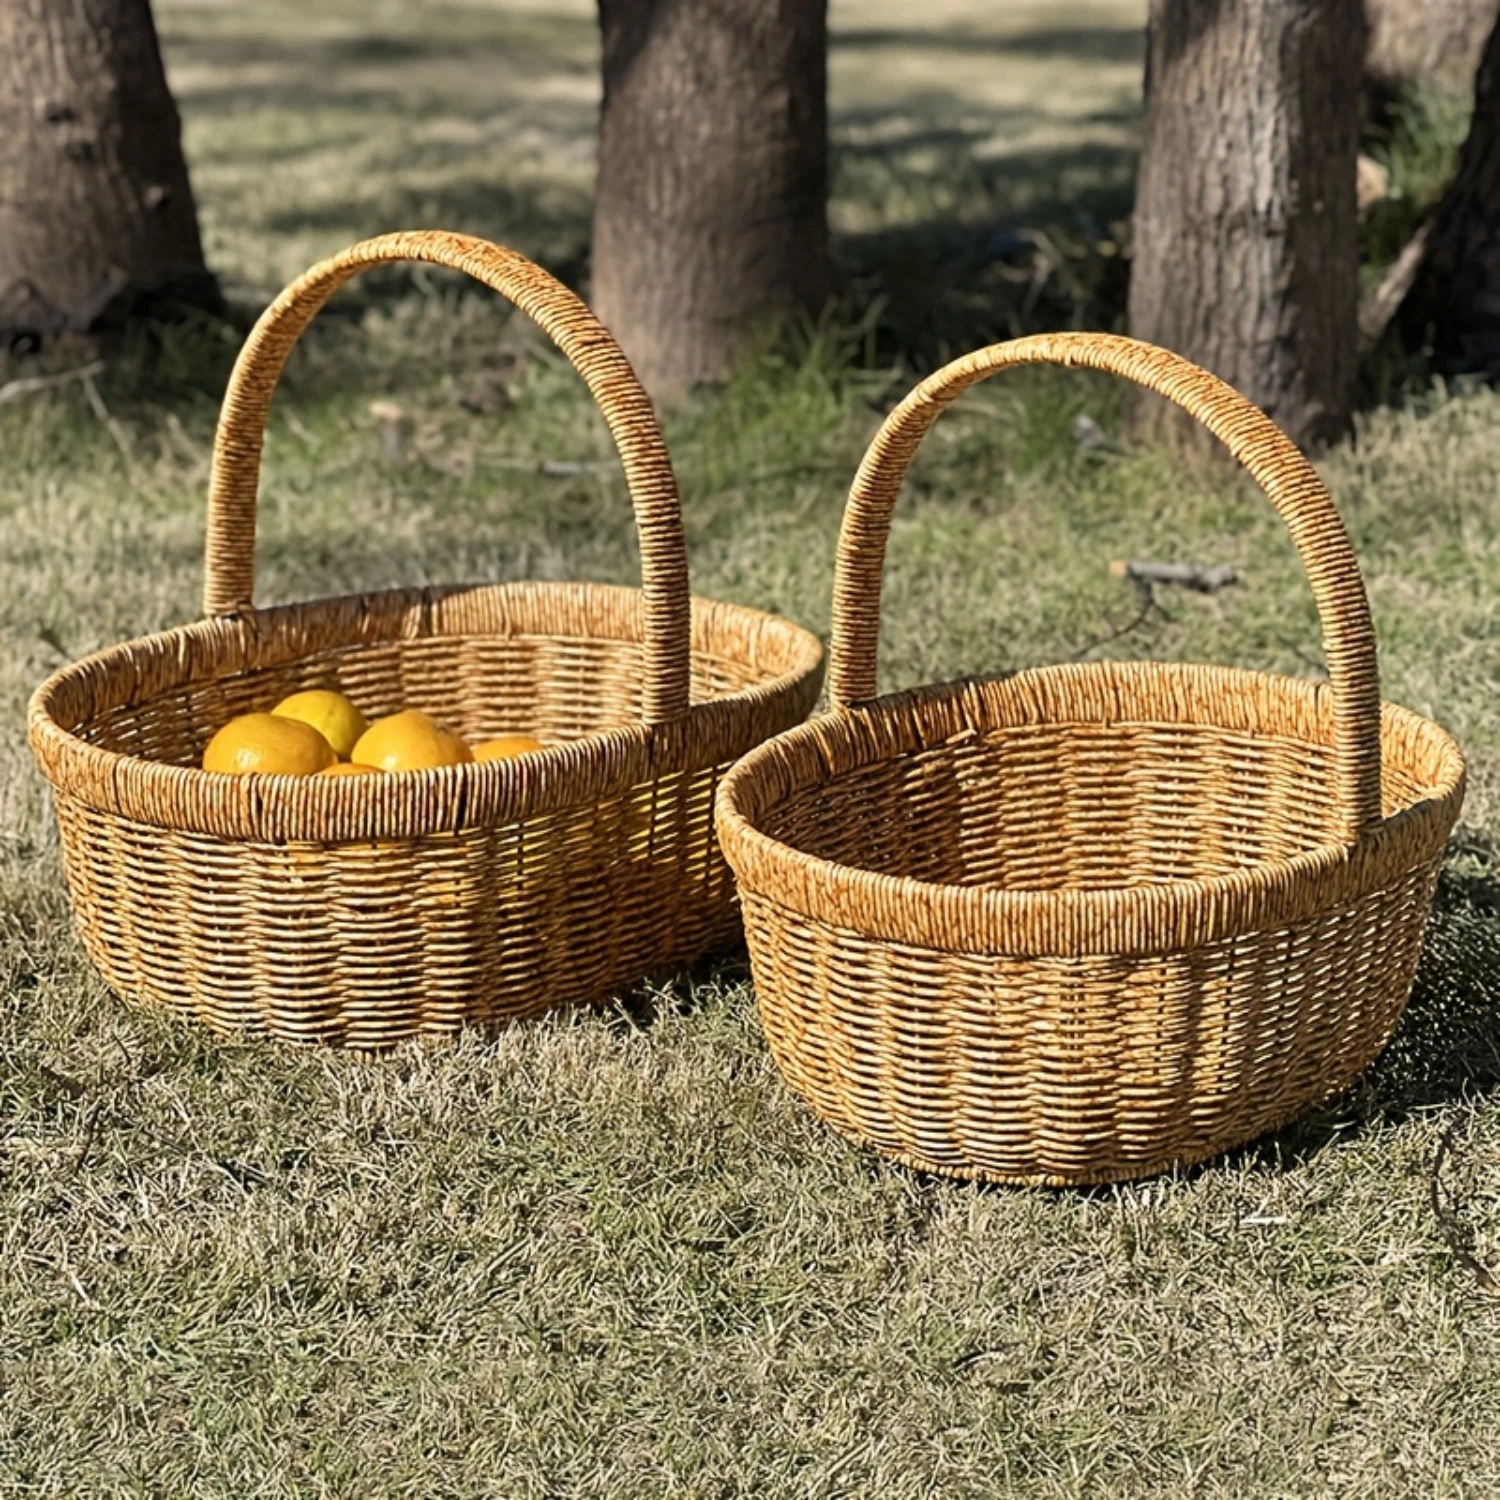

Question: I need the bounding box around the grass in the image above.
[4,1,1500,1494]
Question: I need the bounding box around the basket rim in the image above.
[28,579,825,844]
[714,659,1465,959]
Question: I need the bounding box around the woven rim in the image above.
[29,581,824,843]
[717,661,1465,958]
[828,333,1385,838]
[204,229,693,723]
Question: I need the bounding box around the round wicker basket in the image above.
[715,333,1465,1186]
[28,231,823,1049]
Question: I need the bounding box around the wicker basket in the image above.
[28,230,823,1048]
[715,333,1465,1186]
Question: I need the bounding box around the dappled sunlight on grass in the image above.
[158,0,1148,356]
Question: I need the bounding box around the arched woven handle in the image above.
[829,333,1384,836]
[204,229,692,723]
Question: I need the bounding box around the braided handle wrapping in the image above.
[828,333,1383,835]
[204,230,692,723]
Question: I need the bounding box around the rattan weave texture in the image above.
[28,231,824,1048]
[715,333,1464,1186]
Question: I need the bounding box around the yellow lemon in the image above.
[317,761,383,779]
[473,734,546,763]
[202,713,337,776]
[351,710,473,772]
[272,689,368,760]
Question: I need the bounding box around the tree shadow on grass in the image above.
[16,170,595,424]
[259,178,592,288]
[831,137,1138,370]
[601,951,754,1038]
[165,11,599,116]
[79,14,1150,400]
[833,25,1144,66]
[823,17,1144,368]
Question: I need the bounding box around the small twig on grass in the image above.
[1429,1122,1500,1297]
[475,454,616,477]
[122,1113,268,1197]
[1109,559,1238,593]
[538,458,612,477]
[1072,559,1238,660]
[0,359,106,408]
[1,359,106,408]
[1070,572,1164,661]
[57,1096,107,1185]
[162,410,206,466]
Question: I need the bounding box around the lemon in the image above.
[473,734,546,763]
[202,713,337,776]
[272,689,368,760]
[351,710,473,771]
[317,761,383,779]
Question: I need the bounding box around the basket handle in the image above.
[203,230,692,724]
[828,333,1384,836]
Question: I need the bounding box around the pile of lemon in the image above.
[201,689,544,777]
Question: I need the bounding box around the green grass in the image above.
[4,2,1500,1495]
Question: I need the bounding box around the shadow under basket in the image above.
[26,232,824,1049]
[716,333,1465,1187]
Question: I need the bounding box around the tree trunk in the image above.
[1127,0,1368,451]
[1399,14,1500,372]
[591,0,829,402]
[0,0,218,349]
[1365,0,1498,92]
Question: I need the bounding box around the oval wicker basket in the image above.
[28,230,823,1049]
[716,333,1465,1187]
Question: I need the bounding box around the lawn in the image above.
[4,2,1500,1495]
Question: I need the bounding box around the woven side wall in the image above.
[57,752,737,1047]
[34,586,823,1046]
[741,859,1439,1185]
[718,661,1464,1184]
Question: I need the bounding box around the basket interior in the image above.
[751,668,1461,895]
[50,583,816,768]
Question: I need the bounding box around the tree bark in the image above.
[591,0,829,402]
[1365,0,1498,92]
[1127,0,1368,451]
[0,0,218,349]
[1399,14,1500,372]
